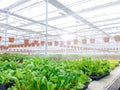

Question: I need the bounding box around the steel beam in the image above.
[36,0,120,25]
[77,31,120,38]
[48,0,110,37]
[0,9,44,25]
[0,23,41,34]
[0,8,69,35]
[0,23,61,38]
[0,0,30,21]
[16,0,120,28]
[4,0,30,10]
[78,0,120,13]
[18,15,66,27]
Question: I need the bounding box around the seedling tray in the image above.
[90,72,110,80]
[0,82,14,90]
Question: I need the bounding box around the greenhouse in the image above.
[0,0,120,90]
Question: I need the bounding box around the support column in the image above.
[4,10,9,53]
[45,0,48,56]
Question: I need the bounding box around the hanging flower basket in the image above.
[41,41,45,46]
[73,39,78,44]
[67,41,71,45]
[54,41,59,46]
[0,46,2,49]
[36,43,39,46]
[24,45,27,47]
[71,46,73,48]
[103,37,109,43]
[11,45,14,48]
[14,45,16,48]
[31,43,35,47]
[21,44,24,47]
[8,45,10,48]
[82,39,87,44]
[10,45,12,48]
[48,42,52,46]
[17,45,20,47]
[34,40,39,45]
[0,36,2,41]
[28,44,31,47]
[9,37,14,43]
[5,46,8,49]
[67,46,69,48]
[90,38,95,43]
[24,39,29,45]
[60,41,64,47]
[114,35,120,42]
[74,46,76,49]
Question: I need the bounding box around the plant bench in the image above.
[86,65,120,90]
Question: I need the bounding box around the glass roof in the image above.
[0,0,120,43]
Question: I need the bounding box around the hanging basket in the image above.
[28,44,31,47]
[73,39,78,44]
[41,41,45,46]
[103,37,109,43]
[48,42,52,46]
[74,46,76,49]
[67,41,71,45]
[67,46,69,48]
[0,36,2,41]
[82,39,87,44]
[0,46,4,49]
[11,45,14,48]
[60,41,64,47]
[10,45,12,48]
[54,41,59,46]
[90,38,95,43]
[8,45,10,48]
[24,45,27,47]
[24,39,29,45]
[34,40,39,45]
[21,44,24,47]
[31,43,35,47]
[14,45,16,48]
[5,46,8,49]
[114,35,120,42]
[9,37,14,43]
[71,46,73,48]
[17,45,20,47]
[36,43,40,46]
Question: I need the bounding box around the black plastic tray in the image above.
[0,84,6,90]
[90,72,110,80]
[0,82,14,90]
[82,82,89,90]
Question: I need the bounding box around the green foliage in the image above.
[77,57,113,76]
[108,60,120,69]
[0,53,28,62]
[0,55,119,90]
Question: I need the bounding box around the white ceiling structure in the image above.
[0,0,120,44]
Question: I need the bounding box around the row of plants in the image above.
[0,54,119,90]
[0,53,28,62]
[0,58,91,90]
[41,54,120,60]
